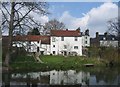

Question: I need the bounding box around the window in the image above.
[103,37,106,40]
[85,41,87,44]
[53,45,55,47]
[85,36,87,39]
[64,45,67,49]
[37,41,39,43]
[75,37,78,41]
[112,38,114,40]
[53,51,55,54]
[61,37,64,41]
[74,46,78,49]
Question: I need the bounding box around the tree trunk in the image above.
[4,2,15,66]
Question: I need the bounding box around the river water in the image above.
[2,67,120,87]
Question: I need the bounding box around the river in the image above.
[2,67,120,87]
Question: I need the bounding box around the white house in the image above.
[11,35,51,55]
[3,29,90,56]
[50,29,83,56]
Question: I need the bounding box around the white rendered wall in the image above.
[30,41,50,54]
[100,40,118,47]
[50,36,82,56]
[82,36,90,47]
[13,41,50,55]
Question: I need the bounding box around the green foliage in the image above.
[28,27,40,35]
[88,46,119,64]
[101,47,119,63]
[87,46,100,58]
[10,55,106,72]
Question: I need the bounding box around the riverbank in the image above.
[8,55,109,72]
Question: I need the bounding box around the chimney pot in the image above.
[96,32,99,38]
[76,27,80,32]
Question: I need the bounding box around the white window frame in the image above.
[74,46,78,49]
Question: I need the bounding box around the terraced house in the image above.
[90,32,118,47]
[2,29,90,56]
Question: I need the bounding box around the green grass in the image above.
[10,55,106,72]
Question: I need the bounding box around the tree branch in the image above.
[14,7,34,28]
[2,3,11,16]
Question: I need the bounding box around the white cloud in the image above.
[59,2,118,37]
[30,11,49,25]
[39,15,49,24]
[59,11,88,30]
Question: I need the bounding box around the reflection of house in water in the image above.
[11,72,50,85]
[50,70,90,85]
[11,70,90,86]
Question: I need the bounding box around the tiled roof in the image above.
[50,30,81,37]
[98,35,118,41]
[2,35,50,44]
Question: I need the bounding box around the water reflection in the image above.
[2,68,119,86]
[7,70,89,86]
[49,70,89,85]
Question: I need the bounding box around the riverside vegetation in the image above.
[3,46,120,72]
[10,55,112,72]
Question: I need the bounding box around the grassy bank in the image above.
[10,55,107,72]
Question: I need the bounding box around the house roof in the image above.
[50,30,81,37]
[98,35,118,41]
[2,35,50,44]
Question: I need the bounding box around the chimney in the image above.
[96,32,99,38]
[104,32,107,36]
[104,32,107,39]
[85,29,89,36]
[76,27,80,32]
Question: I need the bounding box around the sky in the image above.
[1,0,119,37]
[42,1,118,37]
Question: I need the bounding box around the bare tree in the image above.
[107,17,120,65]
[1,1,48,66]
[43,19,66,35]
[107,17,120,48]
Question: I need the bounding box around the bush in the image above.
[101,47,118,63]
[88,46,119,64]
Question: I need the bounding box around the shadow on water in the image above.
[2,67,120,87]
